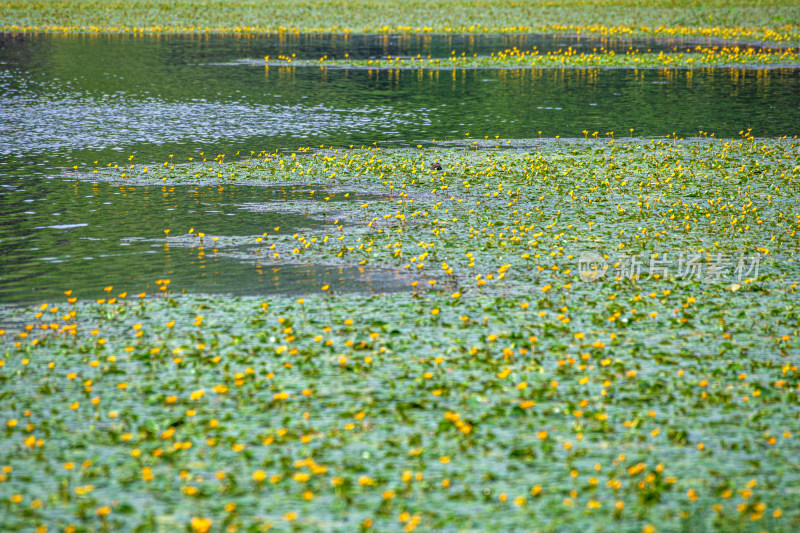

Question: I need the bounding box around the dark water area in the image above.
[0,178,399,303]
[1,33,798,303]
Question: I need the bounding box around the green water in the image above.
[1,33,799,302]
[0,177,401,302]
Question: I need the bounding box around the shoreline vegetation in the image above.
[3,138,800,530]
[2,0,799,45]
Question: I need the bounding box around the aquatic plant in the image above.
[270,44,800,69]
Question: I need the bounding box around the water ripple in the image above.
[0,70,430,156]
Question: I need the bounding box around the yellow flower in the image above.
[189,390,205,400]
[95,506,111,517]
[190,517,212,533]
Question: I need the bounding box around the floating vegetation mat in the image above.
[2,136,800,532]
[256,44,800,69]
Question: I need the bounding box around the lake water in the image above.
[1,33,799,303]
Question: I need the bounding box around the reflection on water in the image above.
[1,32,798,167]
[2,61,797,165]
[0,32,798,303]
[0,69,433,156]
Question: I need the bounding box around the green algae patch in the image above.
[2,0,800,45]
[2,136,800,531]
